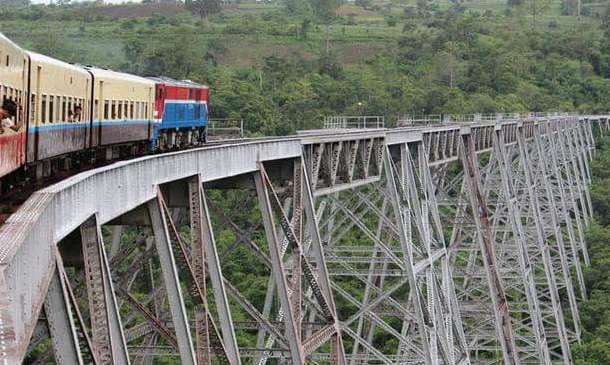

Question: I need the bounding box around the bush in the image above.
[386,15,398,27]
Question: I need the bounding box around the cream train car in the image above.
[0,33,27,178]
[27,51,92,161]
[87,67,154,147]
[0,31,207,186]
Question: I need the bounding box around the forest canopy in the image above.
[1,0,609,135]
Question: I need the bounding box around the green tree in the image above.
[602,5,610,45]
[524,0,552,29]
[187,0,221,21]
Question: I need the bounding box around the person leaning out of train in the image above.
[0,99,19,134]
[73,105,82,122]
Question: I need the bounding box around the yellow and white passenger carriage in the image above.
[87,67,155,147]
[26,51,92,161]
[0,33,27,178]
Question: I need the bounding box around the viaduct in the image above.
[0,115,609,364]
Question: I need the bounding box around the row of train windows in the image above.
[28,96,150,123]
[98,100,148,121]
[35,94,87,124]
[0,85,20,102]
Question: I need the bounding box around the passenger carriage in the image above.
[26,51,91,162]
[87,67,155,148]
[0,33,28,179]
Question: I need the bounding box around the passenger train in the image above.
[0,33,209,188]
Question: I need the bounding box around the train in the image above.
[0,32,209,188]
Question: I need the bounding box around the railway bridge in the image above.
[0,115,608,365]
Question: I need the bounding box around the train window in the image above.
[130,102,134,119]
[118,102,123,120]
[62,98,66,122]
[104,100,109,120]
[41,95,47,124]
[5,55,9,67]
[57,97,61,122]
[111,101,116,120]
[30,94,36,123]
[144,104,148,119]
[49,96,54,124]
[94,100,99,120]
[189,89,194,99]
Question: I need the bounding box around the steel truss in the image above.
[5,116,606,365]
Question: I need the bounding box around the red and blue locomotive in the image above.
[149,77,210,149]
[0,33,210,187]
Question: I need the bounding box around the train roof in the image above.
[87,66,155,86]
[0,32,23,50]
[27,51,90,75]
[148,76,208,89]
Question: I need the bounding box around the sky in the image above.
[29,0,141,4]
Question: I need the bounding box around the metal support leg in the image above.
[301,157,346,365]
[383,146,433,365]
[147,193,197,365]
[533,124,583,339]
[458,130,520,365]
[44,249,84,365]
[190,176,241,365]
[493,128,552,364]
[254,169,306,364]
[81,215,130,365]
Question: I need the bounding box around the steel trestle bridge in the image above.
[1,115,609,365]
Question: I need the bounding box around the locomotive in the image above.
[0,33,209,187]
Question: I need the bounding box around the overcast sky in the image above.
[29,0,141,4]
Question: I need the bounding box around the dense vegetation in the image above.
[574,134,610,364]
[1,0,610,135]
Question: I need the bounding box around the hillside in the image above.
[1,1,609,135]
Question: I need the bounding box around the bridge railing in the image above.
[397,112,582,126]
[208,118,244,139]
[323,115,385,129]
